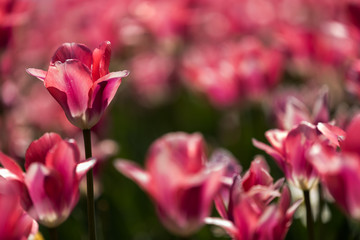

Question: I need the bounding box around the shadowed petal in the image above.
[51,43,93,69]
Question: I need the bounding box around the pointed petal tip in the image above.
[26,68,47,81]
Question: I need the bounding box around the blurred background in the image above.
[2,0,360,239]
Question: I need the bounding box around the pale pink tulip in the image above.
[0,132,95,227]
[206,157,301,240]
[27,41,129,129]
[115,132,228,236]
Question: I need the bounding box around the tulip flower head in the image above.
[309,114,360,220]
[115,132,228,236]
[0,132,96,227]
[27,41,129,129]
[206,157,301,240]
[253,122,319,190]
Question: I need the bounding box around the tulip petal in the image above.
[26,68,47,81]
[87,70,129,126]
[25,133,62,170]
[0,152,24,181]
[114,159,150,191]
[51,43,93,69]
[317,122,345,148]
[92,41,111,80]
[76,158,96,180]
[45,60,93,121]
[204,217,238,237]
[252,138,286,171]
[341,114,360,155]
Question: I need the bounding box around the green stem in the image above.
[303,190,315,240]
[49,227,58,240]
[83,129,96,240]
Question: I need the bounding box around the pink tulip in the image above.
[0,176,38,240]
[115,132,228,236]
[206,157,301,240]
[26,41,129,129]
[253,122,320,190]
[309,114,360,220]
[0,132,95,227]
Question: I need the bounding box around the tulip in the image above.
[206,157,301,240]
[309,114,360,220]
[0,132,95,227]
[26,41,129,129]
[253,122,319,191]
[115,132,227,236]
[0,176,38,240]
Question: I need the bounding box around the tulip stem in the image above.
[49,227,58,240]
[303,190,315,240]
[83,129,96,240]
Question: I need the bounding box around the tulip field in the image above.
[2,0,360,239]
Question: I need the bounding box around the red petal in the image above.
[92,41,111,80]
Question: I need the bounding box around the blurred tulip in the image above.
[308,115,360,220]
[0,132,95,227]
[27,41,129,129]
[115,132,228,236]
[0,176,38,240]
[206,157,301,240]
[253,122,319,190]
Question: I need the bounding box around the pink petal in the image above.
[26,68,47,81]
[76,158,96,180]
[342,114,360,155]
[0,152,24,181]
[312,86,329,124]
[45,60,93,123]
[252,138,286,171]
[114,159,150,191]
[87,70,129,126]
[25,132,62,170]
[92,41,111,80]
[24,163,52,226]
[317,122,346,148]
[204,217,238,237]
[51,43,93,69]
[45,140,78,193]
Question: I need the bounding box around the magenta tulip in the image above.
[206,157,301,240]
[309,114,360,220]
[253,122,319,190]
[0,176,38,240]
[115,132,228,236]
[0,132,95,227]
[26,41,129,129]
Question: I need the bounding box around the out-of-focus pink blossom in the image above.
[0,176,38,240]
[253,122,320,190]
[309,114,360,220]
[27,41,129,129]
[0,132,95,227]
[182,38,283,107]
[273,87,329,131]
[130,51,175,106]
[115,132,228,236]
[206,157,301,240]
[346,59,360,100]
